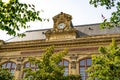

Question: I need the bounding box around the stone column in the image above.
[69,54,78,75]
[15,57,24,80]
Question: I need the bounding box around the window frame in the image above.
[59,59,69,76]
[24,61,38,71]
[1,61,16,74]
[23,61,38,78]
[79,58,92,80]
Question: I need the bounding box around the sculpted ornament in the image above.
[53,12,72,31]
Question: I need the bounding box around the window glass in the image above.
[87,59,92,66]
[11,63,16,68]
[23,62,38,78]
[80,60,85,66]
[63,60,68,66]
[79,58,92,80]
[80,67,85,72]
[81,77,86,80]
[31,68,35,71]
[2,62,16,74]
[64,68,68,76]
[58,61,62,65]
[2,64,6,68]
[80,67,85,76]
[31,64,35,68]
[11,70,14,75]
[25,62,30,68]
[24,62,38,70]
[58,60,69,76]
[63,60,69,76]
[6,62,11,68]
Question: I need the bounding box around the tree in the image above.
[89,0,120,29]
[24,46,66,80]
[0,68,14,80]
[87,39,120,80]
[23,46,81,80]
[0,0,42,37]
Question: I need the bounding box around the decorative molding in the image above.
[17,57,24,62]
[70,54,78,69]
[45,12,77,41]
[52,12,72,31]
[16,57,23,71]
[71,61,76,69]
[16,63,21,71]
[0,34,120,52]
[20,47,98,55]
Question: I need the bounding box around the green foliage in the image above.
[89,0,120,29]
[24,46,81,80]
[87,39,120,80]
[0,68,14,80]
[24,46,68,80]
[60,74,81,80]
[0,0,42,37]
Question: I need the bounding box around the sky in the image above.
[0,0,116,41]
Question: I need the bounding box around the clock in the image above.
[58,23,65,29]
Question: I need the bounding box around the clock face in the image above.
[58,23,65,29]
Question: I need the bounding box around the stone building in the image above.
[0,12,120,80]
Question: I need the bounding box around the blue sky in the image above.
[0,0,116,40]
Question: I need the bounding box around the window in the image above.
[79,58,92,80]
[23,62,38,78]
[59,59,69,76]
[24,62,38,71]
[2,61,16,74]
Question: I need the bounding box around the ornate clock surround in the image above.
[53,12,72,31]
[45,12,77,41]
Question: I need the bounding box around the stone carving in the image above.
[16,64,21,71]
[45,12,77,41]
[70,54,78,69]
[17,57,24,62]
[71,61,76,69]
[52,12,72,31]
[16,57,23,71]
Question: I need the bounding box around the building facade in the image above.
[0,12,120,80]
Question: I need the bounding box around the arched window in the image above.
[23,61,38,78]
[2,61,16,74]
[79,58,92,80]
[24,62,38,71]
[59,59,69,76]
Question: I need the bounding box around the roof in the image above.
[7,23,120,42]
[75,23,120,37]
[7,29,48,42]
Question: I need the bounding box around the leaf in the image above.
[88,39,120,80]
[23,46,72,80]
[0,0,43,37]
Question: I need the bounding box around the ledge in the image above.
[0,34,120,52]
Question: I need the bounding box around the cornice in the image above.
[0,34,120,52]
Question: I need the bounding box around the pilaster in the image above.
[15,57,24,80]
